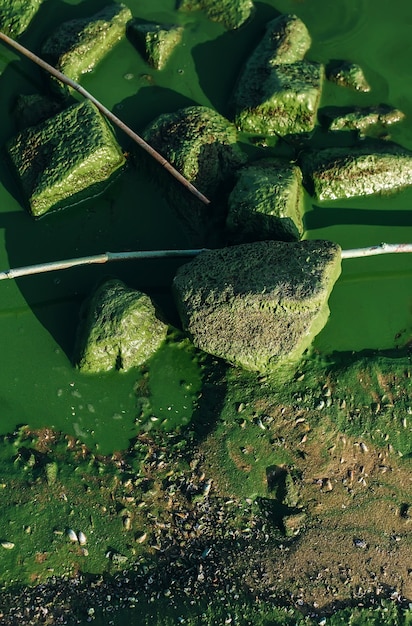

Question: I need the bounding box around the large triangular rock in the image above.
[75,279,168,374]
[233,14,323,136]
[173,240,341,373]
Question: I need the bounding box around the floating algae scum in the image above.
[0,0,411,624]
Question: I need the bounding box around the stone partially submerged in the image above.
[177,0,254,30]
[173,240,341,373]
[128,22,183,70]
[226,158,304,243]
[142,105,247,244]
[7,100,126,217]
[326,61,371,92]
[300,142,412,201]
[233,15,323,136]
[75,279,168,374]
[319,105,405,136]
[41,4,132,82]
[0,0,43,37]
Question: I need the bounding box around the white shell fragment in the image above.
[78,531,87,545]
[66,529,78,543]
[1,541,15,549]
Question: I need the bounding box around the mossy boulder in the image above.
[129,21,183,70]
[319,105,405,136]
[300,142,412,201]
[326,61,371,92]
[173,240,341,373]
[0,0,43,37]
[177,0,254,30]
[233,15,323,136]
[41,4,132,82]
[226,158,304,243]
[7,99,126,217]
[142,105,247,244]
[75,279,168,374]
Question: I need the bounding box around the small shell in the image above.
[123,516,132,531]
[66,529,78,543]
[135,532,147,544]
[360,442,368,453]
[78,531,87,545]
[1,541,14,550]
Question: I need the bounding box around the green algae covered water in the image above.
[0,0,411,450]
[0,2,411,624]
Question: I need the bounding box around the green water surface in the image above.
[0,0,411,455]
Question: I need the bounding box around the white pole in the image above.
[0,249,205,281]
[341,242,412,259]
[0,243,411,281]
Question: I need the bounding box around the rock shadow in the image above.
[191,2,281,117]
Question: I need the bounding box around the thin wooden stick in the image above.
[0,243,411,281]
[341,242,412,259]
[0,249,205,281]
[0,31,211,206]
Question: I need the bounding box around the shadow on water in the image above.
[305,204,412,229]
[190,2,281,117]
[113,85,199,136]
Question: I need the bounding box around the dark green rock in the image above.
[142,106,247,244]
[0,0,43,37]
[7,100,126,217]
[129,22,184,70]
[233,15,323,136]
[173,240,341,373]
[300,142,412,201]
[75,279,168,374]
[326,61,371,92]
[41,4,132,82]
[319,105,405,136]
[226,158,304,243]
[177,0,254,30]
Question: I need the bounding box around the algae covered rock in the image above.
[300,142,412,201]
[326,61,371,93]
[75,279,168,374]
[177,0,254,30]
[233,15,323,136]
[173,240,341,373]
[129,22,183,70]
[142,105,247,243]
[0,0,43,37]
[41,4,132,82]
[7,99,126,217]
[319,105,405,136]
[226,158,304,243]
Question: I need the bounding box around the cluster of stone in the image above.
[4,4,411,374]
